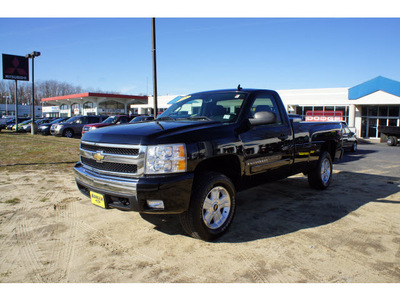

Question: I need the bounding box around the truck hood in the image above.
[81,120,231,145]
[85,122,111,128]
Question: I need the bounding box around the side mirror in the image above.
[249,111,276,126]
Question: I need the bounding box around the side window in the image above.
[250,95,282,124]
[119,116,129,123]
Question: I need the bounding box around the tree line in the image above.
[0,80,117,106]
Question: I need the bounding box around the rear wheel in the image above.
[63,129,74,138]
[180,172,236,241]
[387,136,397,146]
[308,151,333,190]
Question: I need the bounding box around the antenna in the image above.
[237,84,242,91]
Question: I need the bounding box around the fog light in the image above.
[147,200,164,209]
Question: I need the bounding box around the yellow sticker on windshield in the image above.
[177,95,191,102]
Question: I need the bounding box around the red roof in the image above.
[41,92,148,102]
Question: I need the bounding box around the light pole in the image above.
[2,95,10,116]
[152,18,158,118]
[25,51,41,134]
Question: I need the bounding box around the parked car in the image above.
[20,118,53,133]
[12,119,33,131]
[37,117,69,135]
[82,115,134,135]
[0,117,14,129]
[129,115,155,123]
[51,115,108,138]
[341,121,357,152]
[0,117,29,131]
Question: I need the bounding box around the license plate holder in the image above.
[90,191,106,208]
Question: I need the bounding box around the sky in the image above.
[1,2,400,96]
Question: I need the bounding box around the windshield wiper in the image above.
[156,116,175,121]
[182,116,213,121]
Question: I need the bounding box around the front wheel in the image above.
[180,172,236,241]
[63,129,74,138]
[308,151,333,190]
[351,142,357,152]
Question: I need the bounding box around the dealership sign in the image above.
[2,54,29,81]
[306,110,343,122]
[42,106,60,113]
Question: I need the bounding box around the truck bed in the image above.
[378,125,400,136]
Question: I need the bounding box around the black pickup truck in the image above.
[74,88,343,241]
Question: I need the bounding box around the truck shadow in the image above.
[335,148,376,164]
[222,171,400,243]
[140,171,400,242]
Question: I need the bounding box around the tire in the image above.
[387,136,397,147]
[351,142,357,152]
[180,172,236,241]
[63,129,74,138]
[308,151,333,190]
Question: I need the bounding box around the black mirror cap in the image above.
[249,111,277,126]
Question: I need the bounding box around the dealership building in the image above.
[40,92,178,118]
[41,92,149,118]
[279,76,400,139]
[35,75,400,140]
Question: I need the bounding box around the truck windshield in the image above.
[158,92,247,123]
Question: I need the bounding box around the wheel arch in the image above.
[193,155,242,190]
[320,140,337,162]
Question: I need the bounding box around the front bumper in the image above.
[38,127,50,135]
[50,126,63,136]
[74,162,194,214]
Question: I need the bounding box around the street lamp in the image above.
[25,51,41,134]
[2,95,11,116]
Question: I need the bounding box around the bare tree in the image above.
[0,79,106,106]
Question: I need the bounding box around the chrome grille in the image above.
[80,141,146,178]
[81,143,139,156]
[81,157,138,174]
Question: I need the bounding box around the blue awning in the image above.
[348,76,400,100]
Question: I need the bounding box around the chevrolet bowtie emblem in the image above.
[93,151,105,163]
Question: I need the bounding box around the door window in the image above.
[250,95,282,124]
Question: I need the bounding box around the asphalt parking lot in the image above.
[335,140,400,177]
[0,139,399,283]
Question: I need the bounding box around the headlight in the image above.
[145,144,186,174]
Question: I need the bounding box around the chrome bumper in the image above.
[74,162,139,196]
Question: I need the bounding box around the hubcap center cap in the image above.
[213,203,219,211]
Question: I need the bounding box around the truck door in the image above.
[239,92,293,177]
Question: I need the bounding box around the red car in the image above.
[82,115,135,135]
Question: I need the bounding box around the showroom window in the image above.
[83,101,94,109]
[361,105,400,138]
